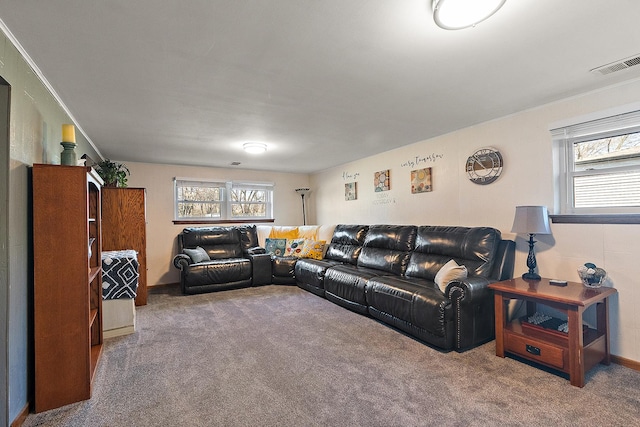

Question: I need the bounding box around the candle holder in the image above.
[60,142,77,166]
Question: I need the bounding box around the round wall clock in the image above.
[466,147,503,185]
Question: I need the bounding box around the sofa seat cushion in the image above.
[294,258,341,295]
[182,258,251,287]
[323,264,385,313]
[366,276,453,338]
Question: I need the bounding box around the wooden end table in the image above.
[489,277,617,387]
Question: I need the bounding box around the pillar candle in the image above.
[62,124,76,143]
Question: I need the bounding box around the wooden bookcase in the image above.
[101,187,148,305]
[32,164,104,412]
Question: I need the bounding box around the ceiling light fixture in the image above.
[432,0,506,30]
[243,142,267,154]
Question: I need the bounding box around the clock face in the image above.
[466,148,503,185]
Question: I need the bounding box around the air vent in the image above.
[591,54,640,76]
[230,161,241,166]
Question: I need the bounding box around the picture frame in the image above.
[411,168,432,194]
[374,169,390,192]
[345,182,357,201]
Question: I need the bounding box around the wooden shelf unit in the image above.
[32,164,104,412]
[101,187,148,305]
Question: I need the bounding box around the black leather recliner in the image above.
[173,225,271,294]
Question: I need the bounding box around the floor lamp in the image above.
[295,188,310,225]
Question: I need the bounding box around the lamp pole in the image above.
[295,188,310,225]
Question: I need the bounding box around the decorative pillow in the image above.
[299,239,326,260]
[434,259,468,293]
[269,226,299,240]
[265,238,287,256]
[183,246,210,263]
[285,238,306,257]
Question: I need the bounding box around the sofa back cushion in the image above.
[357,225,417,275]
[237,224,259,251]
[324,224,369,265]
[406,226,501,280]
[180,227,243,259]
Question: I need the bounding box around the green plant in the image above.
[95,159,130,187]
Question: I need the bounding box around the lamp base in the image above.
[522,272,541,281]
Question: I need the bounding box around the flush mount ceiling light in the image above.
[432,0,506,30]
[243,142,267,154]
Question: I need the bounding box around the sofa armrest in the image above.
[446,276,495,351]
[173,254,192,270]
[248,252,272,286]
[245,246,267,255]
[445,276,491,304]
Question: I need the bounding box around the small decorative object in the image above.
[577,263,607,288]
[345,182,357,200]
[60,124,77,166]
[511,206,551,280]
[411,168,432,193]
[465,147,503,185]
[95,159,130,187]
[374,169,390,192]
[295,188,310,225]
[88,238,95,259]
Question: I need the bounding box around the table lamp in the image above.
[511,206,551,280]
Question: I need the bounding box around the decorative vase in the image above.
[60,142,77,166]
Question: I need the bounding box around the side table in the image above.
[489,277,617,387]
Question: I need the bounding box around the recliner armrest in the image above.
[245,246,267,255]
[248,252,271,285]
[445,276,492,304]
[173,254,192,270]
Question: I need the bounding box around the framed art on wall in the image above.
[374,169,390,192]
[411,168,432,193]
[345,182,357,200]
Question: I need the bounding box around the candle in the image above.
[62,124,76,143]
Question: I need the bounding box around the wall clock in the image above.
[466,147,503,185]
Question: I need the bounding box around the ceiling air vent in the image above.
[230,161,241,166]
[591,54,640,76]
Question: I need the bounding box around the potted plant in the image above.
[95,159,130,187]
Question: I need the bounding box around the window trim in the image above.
[551,109,640,219]
[173,177,274,223]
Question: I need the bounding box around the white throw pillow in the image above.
[435,259,468,293]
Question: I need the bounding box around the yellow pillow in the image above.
[269,226,299,240]
[297,226,319,240]
[300,239,326,260]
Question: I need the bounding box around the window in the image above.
[552,110,640,215]
[174,178,273,222]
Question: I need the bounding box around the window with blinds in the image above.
[174,178,274,221]
[551,110,640,215]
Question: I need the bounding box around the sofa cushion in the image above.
[265,238,286,256]
[183,246,210,263]
[285,238,306,257]
[299,239,326,260]
[324,224,369,264]
[269,226,299,239]
[406,226,500,280]
[357,225,417,275]
[180,226,243,259]
[434,259,468,293]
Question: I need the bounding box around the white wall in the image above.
[311,78,640,363]
[125,161,310,286]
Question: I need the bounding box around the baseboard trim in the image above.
[612,354,640,371]
[10,402,29,427]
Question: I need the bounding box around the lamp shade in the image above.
[511,206,551,235]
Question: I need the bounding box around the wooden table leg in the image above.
[597,298,611,365]
[567,306,585,387]
[494,292,505,358]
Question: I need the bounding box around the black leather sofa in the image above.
[295,224,515,352]
[173,225,271,294]
[173,223,514,352]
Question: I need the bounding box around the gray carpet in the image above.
[24,285,640,426]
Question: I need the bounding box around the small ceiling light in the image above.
[432,0,506,30]
[243,142,267,154]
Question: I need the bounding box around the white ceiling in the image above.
[1,0,640,173]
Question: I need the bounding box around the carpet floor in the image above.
[23,285,640,426]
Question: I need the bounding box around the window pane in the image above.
[231,203,266,217]
[574,171,640,208]
[178,186,221,202]
[178,202,221,218]
[573,132,640,172]
[231,189,266,202]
